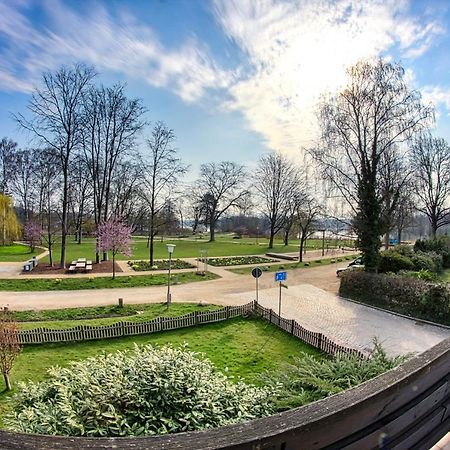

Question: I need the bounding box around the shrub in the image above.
[410,251,442,273]
[414,237,450,268]
[378,250,414,273]
[339,271,450,325]
[399,269,439,282]
[7,344,274,437]
[263,339,407,411]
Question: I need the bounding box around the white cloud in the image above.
[0,0,231,101]
[214,0,444,153]
[421,85,450,114]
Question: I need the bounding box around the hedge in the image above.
[339,271,450,326]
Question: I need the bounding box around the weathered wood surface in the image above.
[1,337,449,449]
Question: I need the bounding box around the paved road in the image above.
[1,260,449,356]
[227,283,450,356]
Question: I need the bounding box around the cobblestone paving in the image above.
[227,283,450,356]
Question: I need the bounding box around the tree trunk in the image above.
[384,232,389,250]
[150,233,155,265]
[283,229,289,246]
[3,372,11,391]
[209,220,216,242]
[299,237,305,262]
[112,253,116,280]
[397,228,402,244]
[60,169,68,269]
[268,223,275,249]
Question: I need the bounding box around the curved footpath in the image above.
[0,258,449,356]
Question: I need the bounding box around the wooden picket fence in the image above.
[253,302,366,358]
[17,301,364,357]
[17,303,254,345]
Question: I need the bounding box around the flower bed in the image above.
[128,259,195,271]
[206,256,278,267]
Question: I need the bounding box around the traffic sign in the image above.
[252,267,262,278]
[275,271,287,282]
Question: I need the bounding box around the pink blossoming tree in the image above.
[23,220,43,253]
[96,217,132,279]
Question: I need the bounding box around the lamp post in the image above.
[166,244,176,307]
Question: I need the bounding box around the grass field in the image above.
[0,235,355,264]
[0,317,322,425]
[0,271,218,291]
[16,302,221,330]
[228,254,358,274]
[0,244,44,262]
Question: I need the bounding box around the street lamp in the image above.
[166,244,176,307]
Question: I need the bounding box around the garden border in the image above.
[17,301,364,357]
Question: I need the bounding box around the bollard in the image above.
[118,298,124,308]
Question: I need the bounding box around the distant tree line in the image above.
[1,59,449,271]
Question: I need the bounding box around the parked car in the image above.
[336,257,364,277]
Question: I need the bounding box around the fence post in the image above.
[318,333,323,351]
[159,316,163,332]
[194,311,199,325]
[269,309,272,324]
[291,319,295,335]
[226,306,230,320]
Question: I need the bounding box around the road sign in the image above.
[252,267,262,278]
[275,271,287,282]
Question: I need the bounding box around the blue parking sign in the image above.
[275,271,287,282]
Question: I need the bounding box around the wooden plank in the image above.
[341,382,449,450]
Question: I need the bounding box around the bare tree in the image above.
[34,147,61,267]
[81,83,146,262]
[8,148,37,220]
[68,156,92,244]
[140,122,188,264]
[254,153,302,248]
[297,195,322,261]
[15,64,96,268]
[0,138,16,194]
[0,310,21,391]
[378,146,412,248]
[311,59,432,270]
[195,161,248,242]
[410,134,450,237]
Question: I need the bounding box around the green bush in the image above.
[378,250,414,273]
[264,340,407,411]
[7,344,274,437]
[411,251,442,273]
[339,271,450,325]
[415,237,450,268]
[399,269,439,282]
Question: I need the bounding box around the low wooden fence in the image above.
[17,302,254,345]
[254,302,366,358]
[17,301,363,358]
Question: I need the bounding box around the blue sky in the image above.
[1,0,450,175]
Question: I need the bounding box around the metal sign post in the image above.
[251,267,262,302]
[275,271,287,317]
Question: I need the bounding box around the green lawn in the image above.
[39,235,356,264]
[228,254,358,274]
[0,271,218,291]
[17,302,221,330]
[0,317,322,425]
[0,235,356,264]
[0,244,44,262]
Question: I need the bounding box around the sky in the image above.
[1,0,450,176]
